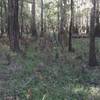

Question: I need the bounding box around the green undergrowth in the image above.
[0,38,100,100]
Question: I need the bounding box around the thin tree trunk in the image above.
[57,0,60,42]
[40,0,44,37]
[68,0,74,51]
[0,0,4,38]
[3,0,8,35]
[20,0,24,38]
[96,0,99,25]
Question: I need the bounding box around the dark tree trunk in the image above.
[68,0,74,51]
[96,0,99,25]
[8,0,20,52]
[32,0,37,39]
[0,0,4,38]
[86,15,89,34]
[58,0,64,44]
[57,0,60,42]
[89,0,97,66]
[40,0,44,37]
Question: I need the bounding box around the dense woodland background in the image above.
[0,0,100,99]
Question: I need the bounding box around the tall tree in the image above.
[8,0,20,52]
[58,0,67,46]
[40,0,44,37]
[96,0,99,24]
[89,0,97,66]
[32,0,37,38]
[3,0,8,34]
[0,0,4,37]
[68,0,74,51]
[20,0,24,38]
[57,0,60,39]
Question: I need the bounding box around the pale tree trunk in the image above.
[89,0,97,66]
[20,0,24,38]
[3,0,8,34]
[58,0,67,46]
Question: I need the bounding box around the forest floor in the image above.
[0,38,100,100]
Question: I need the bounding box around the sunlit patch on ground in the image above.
[89,86,100,98]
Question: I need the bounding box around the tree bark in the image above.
[20,0,24,38]
[40,0,44,37]
[0,0,4,38]
[32,0,37,39]
[8,0,20,52]
[89,0,97,66]
[58,0,67,46]
[68,0,74,51]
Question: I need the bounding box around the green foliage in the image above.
[0,39,100,99]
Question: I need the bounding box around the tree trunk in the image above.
[68,0,74,51]
[89,0,97,66]
[3,0,8,35]
[58,0,67,46]
[57,0,60,42]
[96,0,99,25]
[40,0,44,37]
[20,0,24,38]
[0,0,4,38]
[8,0,20,52]
[32,0,37,39]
